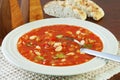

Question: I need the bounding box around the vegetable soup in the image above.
[17,25,103,66]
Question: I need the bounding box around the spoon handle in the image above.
[81,48,120,62]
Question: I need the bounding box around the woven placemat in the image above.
[0,41,120,80]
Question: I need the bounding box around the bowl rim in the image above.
[1,18,118,76]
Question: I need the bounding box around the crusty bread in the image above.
[44,1,87,20]
[65,0,105,20]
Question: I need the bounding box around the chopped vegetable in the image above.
[53,53,66,59]
[55,46,62,52]
[66,31,72,34]
[56,34,63,39]
[35,46,41,49]
[83,44,92,48]
[29,35,37,40]
[34,50,41,55]
[34,55,44,61]
[53,42,62,47]
[76,30,81,34]
[66,52,75,55]
[26,42,33,47]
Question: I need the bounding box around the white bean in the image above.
[55,46,62,52]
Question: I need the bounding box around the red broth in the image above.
[17,25,103,66]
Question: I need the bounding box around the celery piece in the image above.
[53,53,65,59]
[56,34,63,39]
[35,55,44,61]
[83,44,92,49]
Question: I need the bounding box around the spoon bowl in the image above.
[64,36,120,62]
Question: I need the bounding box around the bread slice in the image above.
[44,1,87,20]
[65,0,105,20]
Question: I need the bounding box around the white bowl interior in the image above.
[1,18,118,76]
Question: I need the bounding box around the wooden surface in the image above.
[0,0,12,39]
[0,0,120,79]
[19,0,29,23]
[29,0,43,22]
[9,0,24,29]
[41,0,120,41]
[0,0,24,39]
[0,0,120,40]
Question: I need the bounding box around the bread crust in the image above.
[44,1,87,20]
[44,0,105,21]
[65,0,105,20]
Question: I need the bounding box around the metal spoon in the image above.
[64,36,120,62]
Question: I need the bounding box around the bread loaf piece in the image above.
[65,0,105,20]
[44,1,87,20]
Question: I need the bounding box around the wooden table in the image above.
[42,0,120,41]
[0,0,120,41]
[0,0,120,79]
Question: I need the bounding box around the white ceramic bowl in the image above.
[1,18,118,76]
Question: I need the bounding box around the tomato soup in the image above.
[17,25,103,66]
